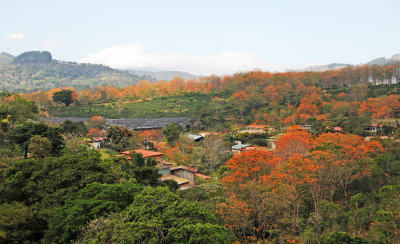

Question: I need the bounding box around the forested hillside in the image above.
[0,51,144,92]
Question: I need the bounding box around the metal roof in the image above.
[40,117,192,130]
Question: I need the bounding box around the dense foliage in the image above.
[1,64,400,243]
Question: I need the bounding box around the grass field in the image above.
[49,92,231,118]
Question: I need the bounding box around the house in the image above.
[160,174,195,190]
[364,125,382,133]
[117,149,164,162]
[91,137,107,148]
[333,127,343,133]
[158,164,199,190]
[170,165,198,182]
[156,162,172,176]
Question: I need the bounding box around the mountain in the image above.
[0,51,145,92]
[126,69,199,81]
[0,52,15,63]
[367,54,400,66]
[300,63,351,72]
[298,53,400,72]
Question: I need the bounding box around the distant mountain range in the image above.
[0,51,199,92]
[296,54,400,72]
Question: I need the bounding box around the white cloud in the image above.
[80,42,284,75]
[6,32,26,41]
[41,40,63,50]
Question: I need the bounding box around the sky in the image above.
[1,0,399,75]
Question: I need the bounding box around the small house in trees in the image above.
[156,162,172,176]
[118,149,164,162]
[170,165,198,182]
[364,125,382,133]
[158,164,199,190]
[160,174,196,190]
[90,137,108,148]
[333,127,343,133]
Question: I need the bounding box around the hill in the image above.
[300,63,351,72]
[298,53,400,72]
[0,52,14,63]
[0,51,145,92]
[126,69,199,81]
[367,54,400,65]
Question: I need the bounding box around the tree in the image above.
[46,182,144,243]
[116,152,161,186]
[76,187,235,243]
[28,135,52,158]
[231,90,250,116]
[106,126,135,151]
[6,121,64,157]
[0,95,38,123]
[0,149,114,209]
[61,120,87,136]
[52,90,75,106]
[162,123,182,146]
[87,116,105,129]
[0,202,45,243]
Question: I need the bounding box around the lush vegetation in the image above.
[1,62,400,243]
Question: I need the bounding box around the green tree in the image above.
[53,90,75,106]
[77,187,235,243]
[106,126,135,151]
[6,121,64,157]
[162,123,182,146]
[321,231,367,244]
[0,149,114,209]
[0,202,45,243]
[46,182,143,243]
[0,95,38,123]
[61,120,87,136]
[116,152,161,186]
[28,135,52,158]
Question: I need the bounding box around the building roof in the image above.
[121,149,164,158]
[179,183,197,190]
[92,137,107,142]
[188,134,205,141]
[104,117,192,130]
[40,117,192,130]
[232,144,251,150]
[156,164,171,170]
[195,173,211,179]
[170,165,198,173]
[160,174,191,185]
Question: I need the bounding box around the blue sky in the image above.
[1,0,399,74]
